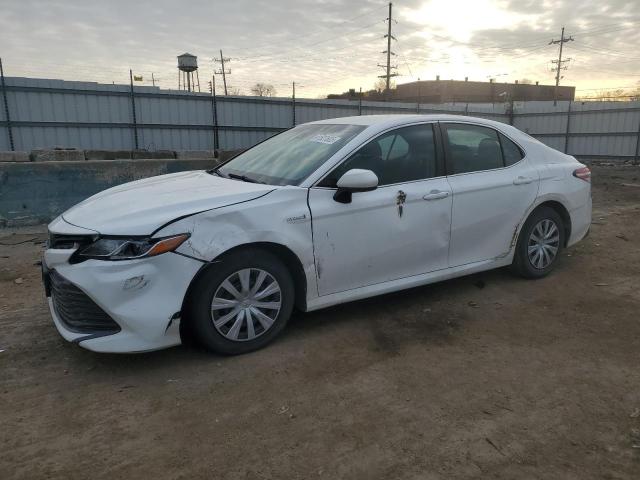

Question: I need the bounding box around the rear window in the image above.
[443,124,503,174]
[499,133,524,166]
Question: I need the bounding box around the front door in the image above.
[441,122,540,267]
[308,123,452,296]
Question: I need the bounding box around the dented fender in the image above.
[155,187,319,306]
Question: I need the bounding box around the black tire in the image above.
[185,248,295,355]
[511,206,565,279]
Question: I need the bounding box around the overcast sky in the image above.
[1,0,639,98]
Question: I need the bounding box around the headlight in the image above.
[76,234,190,261]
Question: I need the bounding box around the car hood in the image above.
[61,170,275,236]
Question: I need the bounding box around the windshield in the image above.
[216,123,365,186]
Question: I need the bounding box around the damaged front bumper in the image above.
[43,243,203,353]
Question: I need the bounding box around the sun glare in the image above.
[403,0,539,42]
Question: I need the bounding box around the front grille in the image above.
[48,232,95,250]
[49,270,120,334]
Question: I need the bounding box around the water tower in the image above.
[177,53,200,92]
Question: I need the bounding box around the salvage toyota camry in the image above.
[43,115,592,354]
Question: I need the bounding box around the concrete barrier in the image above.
[0,158,217,227]
[0,148,242,163]
[216,149,246,162]
[176,150,216,160]
[31,149,85,162]
[84,150,133,160]
[0,151,30,162]
[132,150,176,160]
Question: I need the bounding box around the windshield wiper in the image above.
[207,166,228,177]
[210,169,228,178]
[226,172,265,184]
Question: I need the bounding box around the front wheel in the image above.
[186,248,294,355]
[511,206,565,279]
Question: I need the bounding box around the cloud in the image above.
[0,0,638,96]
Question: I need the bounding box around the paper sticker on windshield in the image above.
[310,134,341,145]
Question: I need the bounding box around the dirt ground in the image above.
[1,164,639,479]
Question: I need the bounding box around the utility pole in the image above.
[550,26,573,106]
[214,50,231,95]
[151,72,155,87]
[385,2,393,92]
[377,2,398,100]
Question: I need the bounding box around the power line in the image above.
[571,42,640,60]
[573,23,638,38]
[236,42,381,65]
[235,20,383,63]
[569,62,640,77]
[572,20,638,35]
[394,20,551,53]
[232,17,636,72]
[575,84,639,91]
[395,19,638,57]
[221,4,387,54]
[396,48,414,79]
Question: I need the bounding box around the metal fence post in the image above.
[0,58,15,151]
[634,111,640,165]
[211,75,219,151]
[129,69,139,150]
[564,101,572,154]
[292,82,296,126]
[508,98,515,125]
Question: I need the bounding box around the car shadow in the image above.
[286,266,520,353]
[62,263,550,372]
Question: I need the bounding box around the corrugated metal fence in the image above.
[1,76,639,162]
[512,101,640,161]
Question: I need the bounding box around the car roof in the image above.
[307,114,510,131]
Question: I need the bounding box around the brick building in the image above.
[395,78,575,103]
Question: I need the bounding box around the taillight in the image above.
[573,166,591,182]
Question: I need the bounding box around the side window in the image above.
[319,124,437,187]
[444,124,503,174]
[378,135,395,160]
[499,132,524,166]
[387,135,409,160]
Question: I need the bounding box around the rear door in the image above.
[441,122,539,267]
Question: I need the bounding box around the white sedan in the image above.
[43,115,592,354]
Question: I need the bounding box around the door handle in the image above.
[423,190,450,201]
[513,176,534,185]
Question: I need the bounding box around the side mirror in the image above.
[333,169,379,204]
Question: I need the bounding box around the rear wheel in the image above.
[511,206,565,278]
[186,248,294,355]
